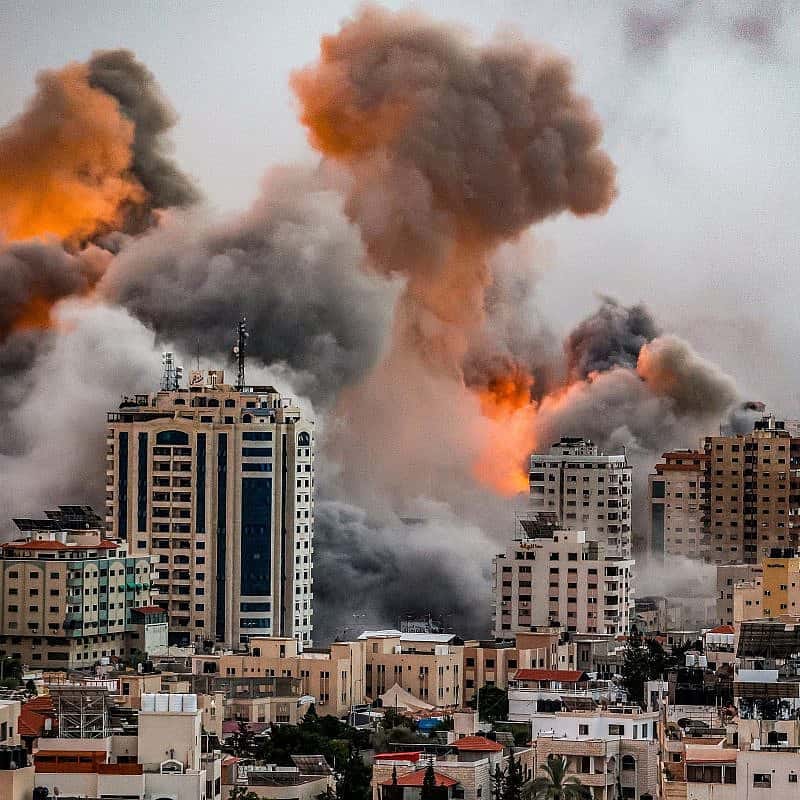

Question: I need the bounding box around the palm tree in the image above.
[531,755,589,799]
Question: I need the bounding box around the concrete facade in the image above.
[530,437,632,558]
[648,450,709,560]
[106,370,315,647]
[493,525,633,637]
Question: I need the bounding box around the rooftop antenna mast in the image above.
[160,352,182,391]
[233,317,249,390]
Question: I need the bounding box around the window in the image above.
[753,774,771,788]
[622,755,635,771]
[608,724,624,736]
[579,724,589,736]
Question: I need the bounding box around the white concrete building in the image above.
[493,521,634,637]
[106,368,315,648]
[530,437,632,558]
[33,692,222,800]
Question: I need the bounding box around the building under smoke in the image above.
[529,436,632,559]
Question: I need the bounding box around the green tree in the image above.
[336,744,371,800]
[620,629,669,706]
[229,787,261,800]
[420,761,438,800]
[477,684,509,723]
[492,763,505,800]
[503,750,525,800]
[24,679,37,698]
[531,755,589,799]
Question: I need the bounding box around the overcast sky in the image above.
[2,0,798,413]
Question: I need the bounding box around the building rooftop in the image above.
[381,769,458,788]
[514,669,588,683]
[452,736,504,753]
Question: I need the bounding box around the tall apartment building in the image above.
[648,450,709,559]
[493,516,633,638]
[0,507,153,668]
[106,368,315,648]
[529,437,632,558]
[702,415,800,564]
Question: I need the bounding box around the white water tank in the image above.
[142,693,156,712]
[155,693,170,712]
[183,694,198,713]
[168,693,183,712]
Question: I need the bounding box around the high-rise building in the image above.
[0,506,154,668]
[647,450,709,559]
[529,436,632,558]
[106,368,315,648]
[702,415,800,564]
[492,515,634,638]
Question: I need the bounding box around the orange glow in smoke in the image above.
[0,62,144,244]
[472,369,538,496]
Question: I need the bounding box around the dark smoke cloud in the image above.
[312,499,492,642]
[565,296,660,381]
[0,240,110,337]
[87,49,200,219]
[101,166,395,402]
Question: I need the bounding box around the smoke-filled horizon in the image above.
[0,3,796,643]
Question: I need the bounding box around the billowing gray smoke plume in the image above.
[101,166,396,403]
[87,49,200,219]
[312,499,493,642]
[0,6,769,641]
[564,296,660,381]
[0,301,162,522]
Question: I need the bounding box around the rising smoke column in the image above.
[292,4,617,497]
[87,49,200,227]
[0,61,143,244]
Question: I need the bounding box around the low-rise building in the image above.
[716,564,762,626]
[372,736,534,800]
[33,691,223,800]
[192,636,364,717]
[0,507,154,669]
[528,706,660,800]
[360,630,463,709]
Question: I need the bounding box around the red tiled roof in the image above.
[709,625,735,635]
[2,540,67,550]
[514,669,587,683]
[381,769,458,788]
[131,605,165,615]
[18,697,57,738]
[684,746,737,764]
[452,736,504,753]
[374,752,422,762]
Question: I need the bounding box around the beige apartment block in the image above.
[716,564,762,626]
[732,580,763,625]
[0,508,154,669]
[359,631,463,708]
[530,437,632,558]
[703,415,800,564]
[493,519,633,638]
[648,450,709,560]
[191,636,364,718]
[106,368,315,648]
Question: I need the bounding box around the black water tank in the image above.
[0,747,11,770]
[13,746,28,768]
[33,787,50,800]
